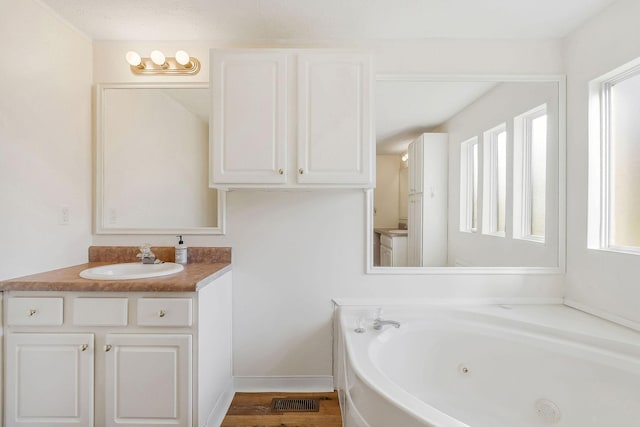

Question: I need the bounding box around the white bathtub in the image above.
[335,304,640,427]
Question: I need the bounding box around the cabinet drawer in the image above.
[7,297,63,326]
[380,234,393,249]
[137,298,193,327]
[73,298,128,326]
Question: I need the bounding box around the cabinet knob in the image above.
[298,168,304,175]
[104,345,112,352]
[278,168,284,175]
[81,344,89,352]
[159,310,166,318]
[28,309,37,317]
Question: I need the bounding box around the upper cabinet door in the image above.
[211,51,288,184]
[297,53,373,185]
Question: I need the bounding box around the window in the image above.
[482,124,507,236]
[460,137,479,233]
[589,58,640,253]
[513,104,547,242]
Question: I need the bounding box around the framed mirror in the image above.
[367,74,565,274]
[95,83,225,235]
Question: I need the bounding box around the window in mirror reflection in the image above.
[482,123,507,236]
[460,136,479,233]
[514,104,547,242]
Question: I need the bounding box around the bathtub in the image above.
[335,304,640,427]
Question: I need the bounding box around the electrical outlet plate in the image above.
[60,205,70,225]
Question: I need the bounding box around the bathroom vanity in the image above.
[0,246,232,427]
[374,229,408,267]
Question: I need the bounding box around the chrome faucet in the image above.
[373,318,401,330]
[137,244,158,264]
[373,308,401,330]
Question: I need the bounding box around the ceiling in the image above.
[376,81,497,154]
[39,0,615,41]
[37,0,614,154]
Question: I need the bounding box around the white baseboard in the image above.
[206,379,235,427]
[234,376,334,392]
[564,299,640,332]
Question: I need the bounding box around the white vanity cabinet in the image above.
[210,49,373,188]
[379,233,408,267]
[3,271,232,427]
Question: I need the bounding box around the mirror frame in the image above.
[95,82,226,235]
[366,74,566,275]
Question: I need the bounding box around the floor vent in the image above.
[271,398,320,413]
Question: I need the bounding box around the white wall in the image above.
[564,0,640,325]
[374,155,401,228]
[440,82,559,267]
[0,0,93,280]
[91,39,565,381]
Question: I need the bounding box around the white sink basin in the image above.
[79,262,184,280]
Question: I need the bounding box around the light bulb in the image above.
[175,50,191,66]
[125,51,142,67]
[150,50,166,66]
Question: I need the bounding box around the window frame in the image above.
[588,58,640,255]
[482,123,507,237]
[460,136,479,233]
[513,103,547,243]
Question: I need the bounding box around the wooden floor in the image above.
[221,391,342,427]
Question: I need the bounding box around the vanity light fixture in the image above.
[125,50,201,75]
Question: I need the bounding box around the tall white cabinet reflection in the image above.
[210,49,373,188]
[407,133,449,266]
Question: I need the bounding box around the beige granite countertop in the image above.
[374,227,409,237]
[0,246,231,292]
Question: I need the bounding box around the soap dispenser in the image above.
[175,235,188,265]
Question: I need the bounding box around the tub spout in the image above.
[373,318,401,330]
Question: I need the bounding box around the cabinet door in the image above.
[6,333,94,427]
[408,194,423,266]
[211,51,288,184]
[408,137,424,194]
[104,334,192,427]
[380,244,392,267]
[391,236,408,267]
[297,52,373,185]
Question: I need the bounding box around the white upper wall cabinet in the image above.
[210,49,374,188]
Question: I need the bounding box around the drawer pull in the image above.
[278,168,284,175]
[28,309,37,317]
[105,345,112,352]
[159,310,166,318]
[81,344,89,352]
[298,168,304,174]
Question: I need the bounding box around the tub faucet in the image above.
[373,309,401,330]
[373,318,401,330]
